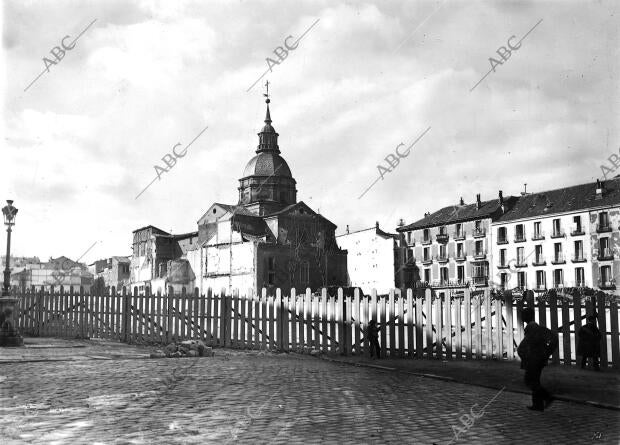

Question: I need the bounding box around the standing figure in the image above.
[578,315,602,371]
[517,307,559,411]
[367,320,382,359]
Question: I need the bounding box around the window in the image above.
[423,247,430,261]
[574,240,583,260]
[599,212,609,228]
[536,270,546,289]
[424,268,431,282]
[439,245,447,259]
[475,240,483,256]
[500,249,507,266]
[498,227,507,243]
[407,231,412,244]
[600,265,612,286]
[533,222,542,238]
[475,220,481,231]
[515,224,525,241]
[457,243,464,258]
[575,268,585,287]
[267,257,276,285]
[554,243,563,262]
[423,228,430,242]
[573,215,582,233]
[499,272,507,288]
[439,226,447,235]
[456,223,463,238]
[517,271,527,288]
[552,219,561,236]
[517,247,524,264]
[553,269,563,287]
[599,237,611,259]
[535,245,543,263]
[440,267,449,284]
[457,265,465,283]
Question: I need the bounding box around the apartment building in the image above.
[491,179,620,294]
[397,192,515,294]
[337,222,409,294]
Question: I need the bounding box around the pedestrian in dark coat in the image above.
[367,320,381,359]
[578,315,602,371]
[517,307,559,411]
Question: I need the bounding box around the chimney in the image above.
[459,197,464,205]
[476,194,481,209]
[346,225,349,234]
[375,221,379,229]
[596,179,604,199]
[499,190,503,204]
[397,218,405,227]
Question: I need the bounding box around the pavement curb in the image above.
[318,356,620,412]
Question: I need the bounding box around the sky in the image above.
[1,0,618,264]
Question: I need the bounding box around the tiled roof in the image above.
[495,178,620,222]
[213,203,257,217]
[398,198,508,231]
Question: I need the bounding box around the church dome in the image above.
[242,152,292,178]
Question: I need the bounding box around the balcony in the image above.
[514,235,526,243]
[497,262,510,269]
[435,254,449,263]
[496,238,508,245]
[532,232,545,241]
[422,237,432,245]
[597,248,614,261]
[534,284,547,291]
[421,257,433,265]
[596,223,612,233]
[571,254,587,263]
[552,282,565,289]
[551,254,566,265]
[455,251,467,262]
[436,233,449,243]
[453,230,466,241]
[575,281,586,288]
[432,279,468,289]
[473,251,487,260]
[599,279,616,290]
[571,227,585,236]
[532,257,546,266]
[472,276,488,287]
[551,229,566,239]
[515,260,528,268]
[473,228,486,238]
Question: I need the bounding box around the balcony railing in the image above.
[496,238,508,245]
[472,277,488,286]
[453,230,466,240]
[497,262,510,269]
[435,254,449,263]
[473,228,486,238]
[599,279,616,290]
[597,248,614,261]
[473,251,487,260]
[571,227,585,236]
[533,257,546,266]
[534,284,547,291]
[422,257,433,265]
[436,233,449,243]
[455,251,467,261]
[514,234,526,243]
[550,229,565,239]
[553,282,564,288]
[422,237,432,245]
[551,254,566,265]
[532,232,545,241]
[572,254,587,263]
[596,223,612,233]
[515,260,528,268]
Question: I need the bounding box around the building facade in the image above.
[491,179,620,294]
[396,192,515,295]
[89,256,131,290]
[11,256,93,292]
[336,223,409,295]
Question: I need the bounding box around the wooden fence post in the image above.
[597,293,608,369]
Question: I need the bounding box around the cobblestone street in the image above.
[1,345,619,445]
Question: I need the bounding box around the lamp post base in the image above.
[0,296,24,347]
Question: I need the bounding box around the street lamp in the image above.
[0,199,22,346]
[2,200,18,296]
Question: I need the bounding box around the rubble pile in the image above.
[150,339,213,358]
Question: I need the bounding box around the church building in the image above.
[183,96,348,295]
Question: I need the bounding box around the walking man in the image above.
[578,315,602,371]
[517,307,558,411]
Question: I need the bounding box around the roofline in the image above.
[132,225,169,234]
[337,226,398,239]
[492,201,620,225]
